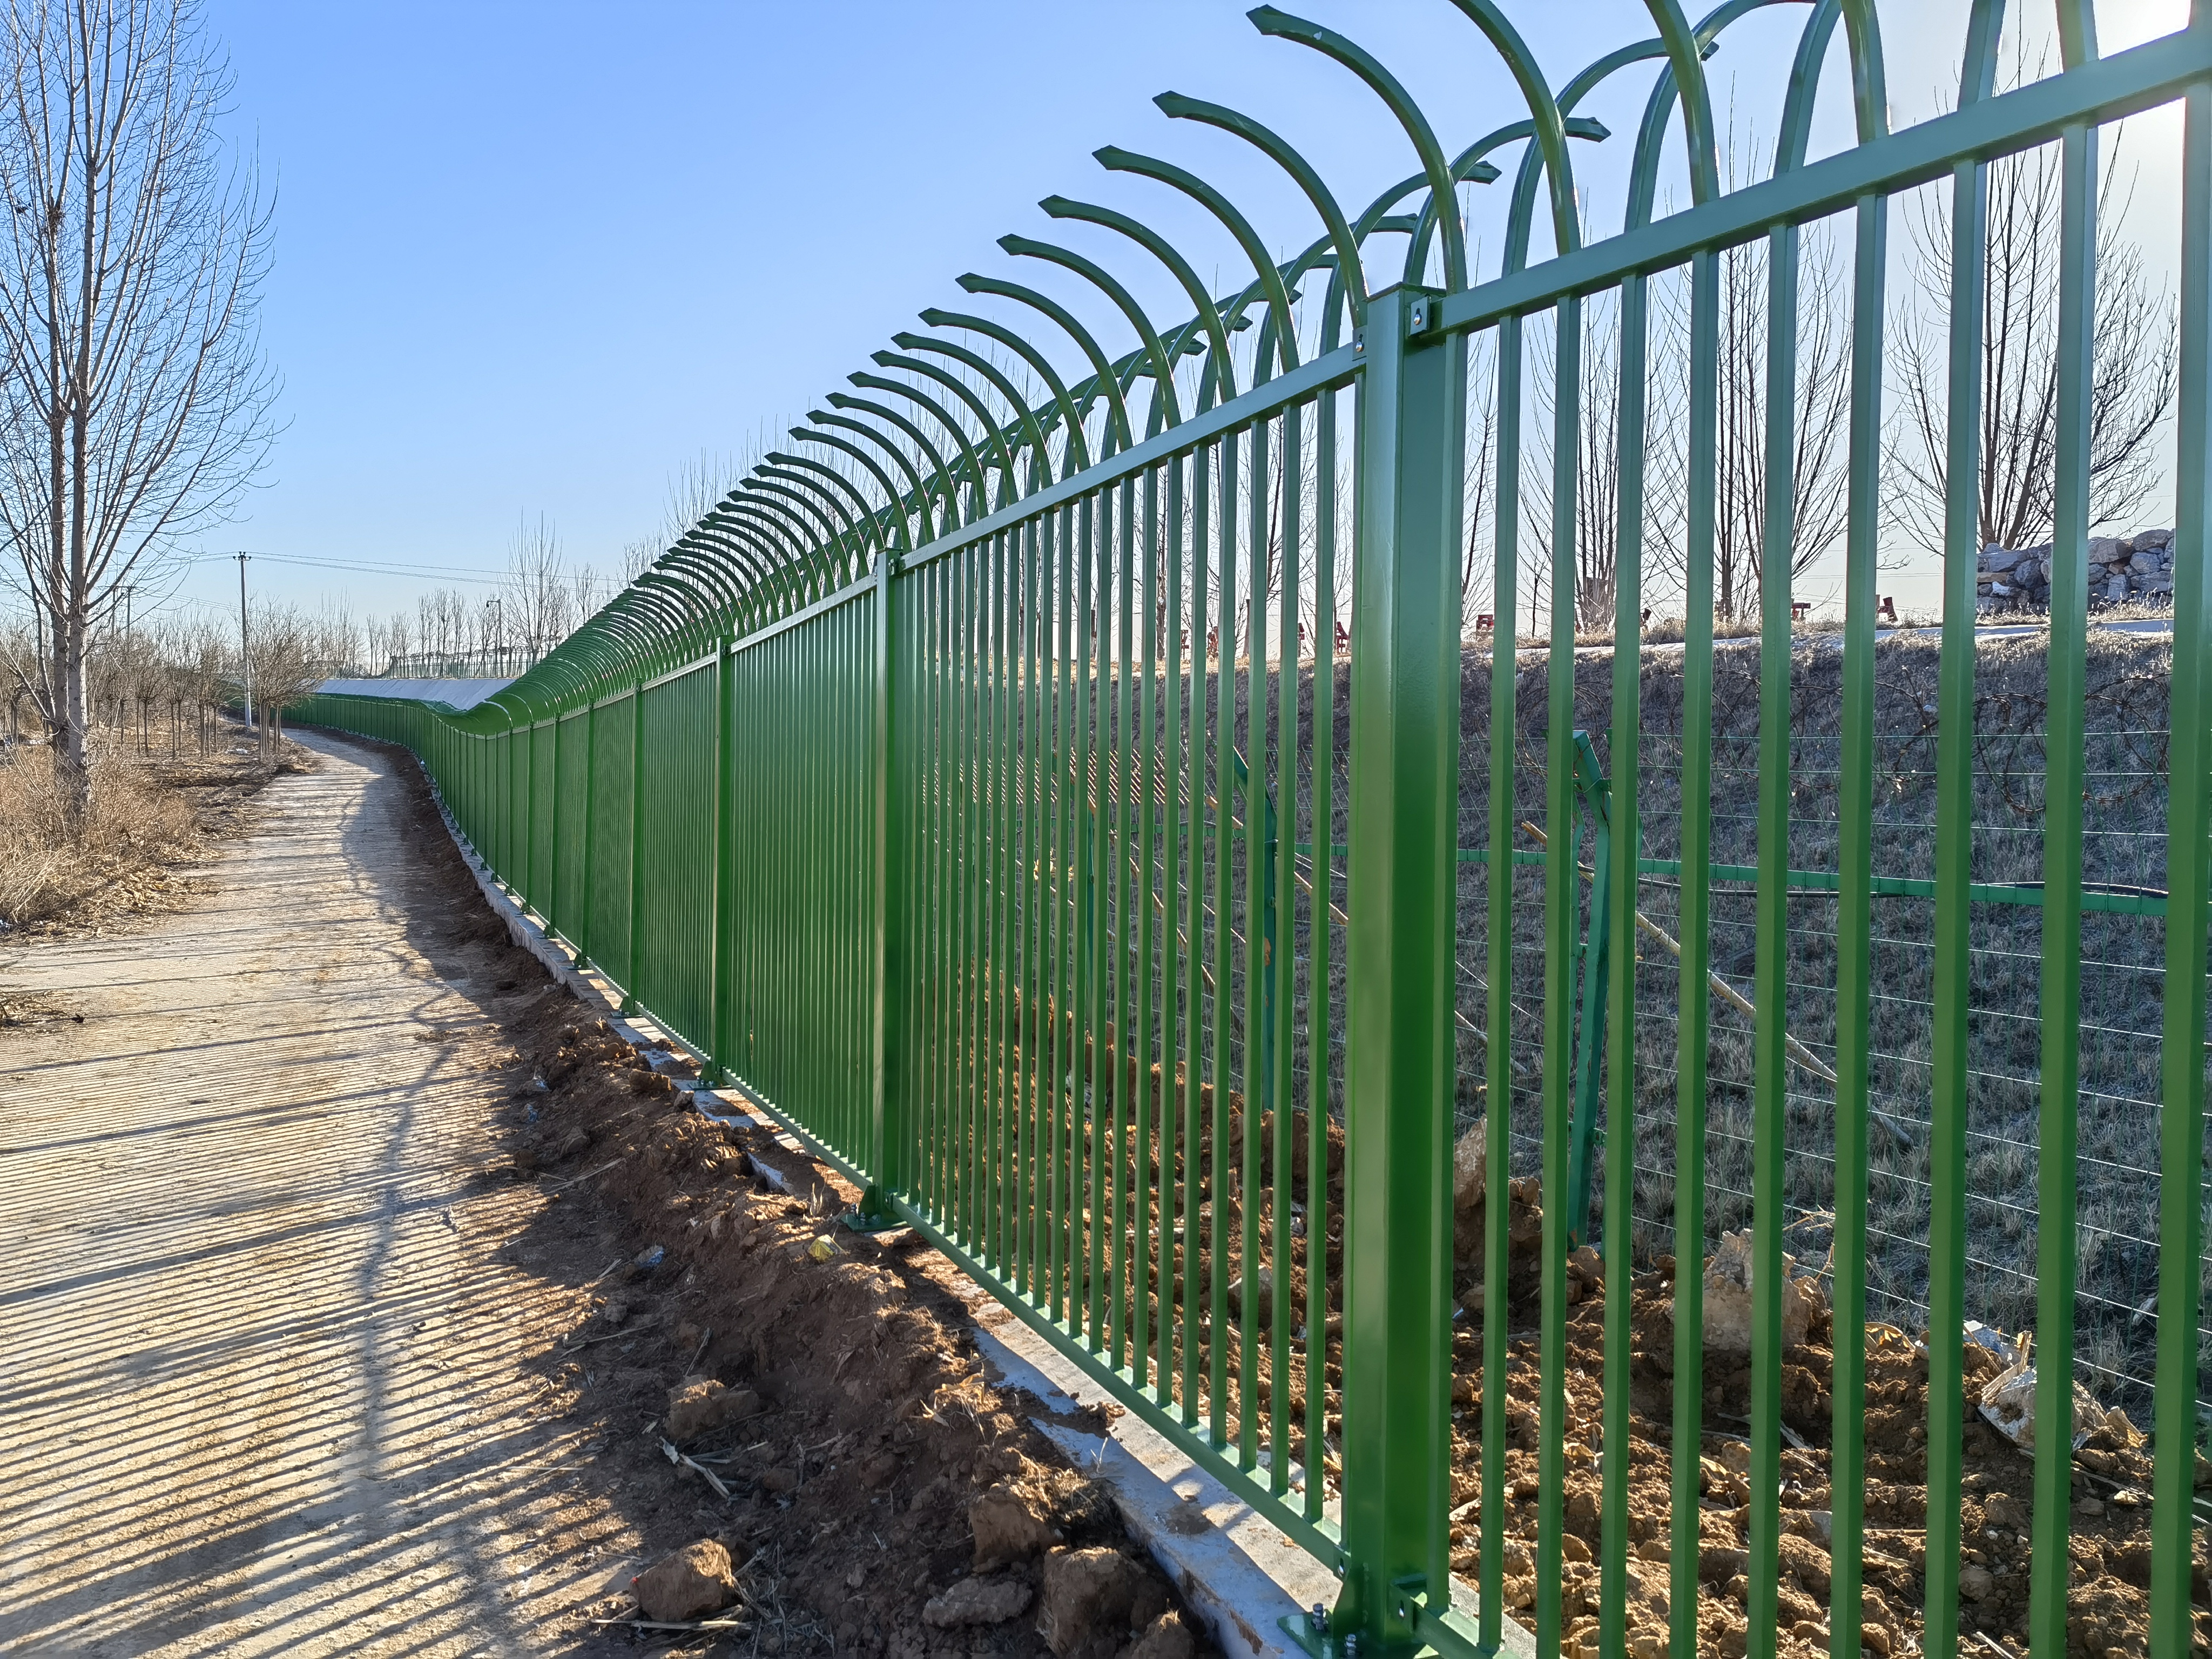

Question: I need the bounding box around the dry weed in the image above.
[0,738,262,930]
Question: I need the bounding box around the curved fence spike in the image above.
[1094,144,1300,375]
[1000,232,1183,428]
[957,269,1135,455]
[1039,196,1241,404]
[914,307,1090,478]
[1247,8,1466,290]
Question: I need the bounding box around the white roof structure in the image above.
[314,677,515,711]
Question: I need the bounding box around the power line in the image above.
[184,551,514,585]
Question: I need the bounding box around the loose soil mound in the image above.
[490,1000,1205,1657]
[1446,1256,2210,1658]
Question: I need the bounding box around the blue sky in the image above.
[161,0,2191,633]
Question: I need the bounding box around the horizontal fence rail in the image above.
[298,7,2212,1656]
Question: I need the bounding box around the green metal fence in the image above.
[295,5,2212,1655]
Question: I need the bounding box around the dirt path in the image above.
[0,732,637,1657]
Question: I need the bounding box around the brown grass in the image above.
[0,732,311,934]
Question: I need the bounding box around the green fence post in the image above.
[579,700,597,970]
[547,714,562,943]
[1334,284,1461,1651]
[859,555,907,1224]
[522,716,535,909]
[624,682,646,1014]
[711,637,737,1084]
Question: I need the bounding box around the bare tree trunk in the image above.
[0,0,275,839]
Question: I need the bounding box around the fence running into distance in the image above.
[296,5,2212,1656]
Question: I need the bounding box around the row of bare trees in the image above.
[1498,124,2176,635]
[350,516,635,678]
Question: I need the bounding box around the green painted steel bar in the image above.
[1338,284,1461,1649]
[1022,512,1045,1302]
[1830,180,1886,1659]
[1084,491,1108,1347]
[1926,15,2003,1644]
[1134,460,1159,1396]
[1051,503,1074,1327]
[965,542,986,1259]
[625,680,646,1010]
[1240,401,1267,1472]
[1113,475,1137,1369]
[1479,301,1523,1658]
[2030,71,2095,1659]
[1599,263,1648,1659]
[2152,51,2212,1659]
[1671,241,1720,1659]
[1534,290,1579,1659]
[1749,205,1802,1659]
[1270,402,1300,1499]
[1210,437,1235,1450]
[1183,444,1210,1427]
[998,525,1020,1283]
[865,554,905,1218]
[1157,453,1184,1410]
[708,643,731,1081]
[1305,379,1337,1527]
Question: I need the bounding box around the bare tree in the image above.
[1886,127,2176,557]
[0,0,274,833]
[1679,224,1854,621]
[502,513,571,667]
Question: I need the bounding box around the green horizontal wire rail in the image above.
[293,5,2212,1656]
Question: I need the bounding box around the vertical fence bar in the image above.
[1831,183,1886,1659]
[1670,244,1721,1659]
[1599,268,1649,1658]
[866,556,906,1218]
[2150,59,2212,1658]
[1337,286,1461,1648]
[1242,407,1269,1472]
[1184,448,1210,1425]
[1114,476,1136,1367]
[2029,91,2095,1659]
[1271,402,1300,1498]
[1159,453,1185,1411]
[1535,291,1580,1659]
[1928,62,1997,1647]
[1481,307,1526,1656]
[1023,516,1045,1300]
[1306,386,1337,1525]
[711,641,736,1084]
[1749,215,1802,1659]
[626,681,646,1010]
[1135,461,1159,1395]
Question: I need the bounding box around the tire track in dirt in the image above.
[0,732,639,1657]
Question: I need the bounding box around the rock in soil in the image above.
[971,1478,1064,1570]
[664,1375,756,1440]
[633,1537,737,1621]
[1128,1611,1196,1659]
[1036,1547,1170,1659]
[921,1574,1033,1627]
[1700,1229,1825,1353]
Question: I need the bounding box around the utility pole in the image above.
[234,552,251,732]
